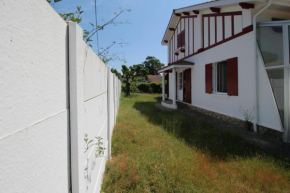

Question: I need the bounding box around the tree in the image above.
[142,56,165,75]
[121,64,145,96]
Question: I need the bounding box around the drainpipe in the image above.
[253,0,272,133]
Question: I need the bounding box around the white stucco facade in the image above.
[160,0,290,141]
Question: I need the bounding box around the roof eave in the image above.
[161,0,267,45]
[158,62,195,73]
[161,10,179,45]
[175,0,266,13]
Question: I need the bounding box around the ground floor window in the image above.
[214,61,227,93]
[205,57,238,96]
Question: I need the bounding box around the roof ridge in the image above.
[176,0,219,11]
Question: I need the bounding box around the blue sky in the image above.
[53,0,207,71]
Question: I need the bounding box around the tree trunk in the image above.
[125,82,131,96]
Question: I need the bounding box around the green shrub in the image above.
[137,82,162,94]
[130,82,139,93]
[122,82,162,94]
[121,82,140,93]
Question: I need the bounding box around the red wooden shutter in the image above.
[205,64,213,94]
[177,30,185,48]
[227,57,238,96]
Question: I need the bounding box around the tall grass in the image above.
[102,93,290,192]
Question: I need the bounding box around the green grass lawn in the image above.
[102,93,290,192]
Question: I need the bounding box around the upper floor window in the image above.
[177,30,185,48]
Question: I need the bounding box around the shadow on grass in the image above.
[133,101,290,168]
[154,96,162,102]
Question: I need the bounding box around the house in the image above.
[147,75,162,83]
[136,75,162,83]
[158,0,290,142]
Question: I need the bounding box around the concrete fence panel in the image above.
[0,0,70,193]
[0,1,121,193]
[69,22,121,193]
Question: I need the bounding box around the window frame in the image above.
[213,60,228,94]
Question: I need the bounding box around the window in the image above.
[205,57,238,96]
[177,30,185,48]
[179,72,183,90]
[214,61,227,93]
[257,26,284,67]
[268,69,284,125]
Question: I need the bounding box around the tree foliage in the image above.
[60,6,83,23]
[142,56,164,75]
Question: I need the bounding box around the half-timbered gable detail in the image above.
[202,11,243,49]
[165,4,254,65]
[168,15,198,64]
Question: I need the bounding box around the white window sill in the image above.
[210,92,229,98]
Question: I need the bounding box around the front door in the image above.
[183,69,191,103]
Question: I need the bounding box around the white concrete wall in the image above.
[83,42,109,193]
[0,1,70,193]
[109,73,115,137]
[69,22,121,193]
[0,1,121,193]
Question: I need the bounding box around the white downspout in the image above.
[253,0,272,132]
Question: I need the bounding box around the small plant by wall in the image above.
[239,106,255,130]
[84,134,106,191]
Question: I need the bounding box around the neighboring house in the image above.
[158,0,290,142]
[137,75,162,83]
[147,75,162,83]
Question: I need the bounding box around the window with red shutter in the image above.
[205,64,213,94]
[227,57,238,96]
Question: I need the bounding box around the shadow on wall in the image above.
[133,101,290,168]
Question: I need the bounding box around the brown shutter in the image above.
[177,30,185,48]
[227,57,238,96]
[205,64,213,94]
